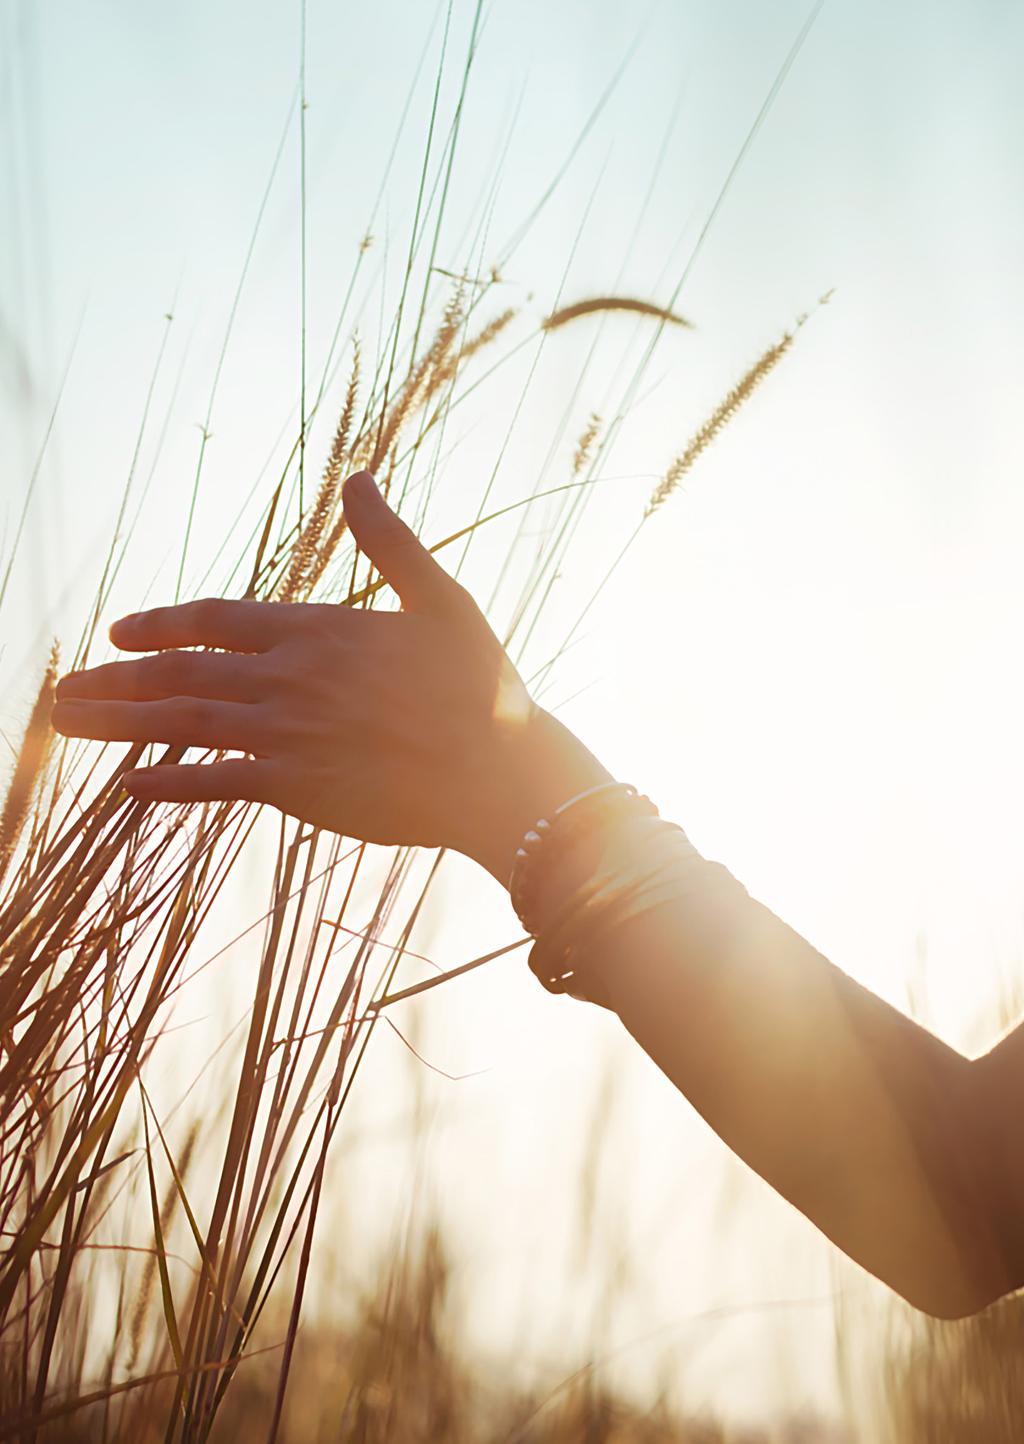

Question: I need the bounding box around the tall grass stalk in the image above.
[0,25,816,1444]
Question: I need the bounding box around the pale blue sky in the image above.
[4,0,1024,1424]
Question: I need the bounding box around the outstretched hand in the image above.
[54,472,607,882]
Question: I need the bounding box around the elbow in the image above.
[894,1074,1024,1319]
[886,1234,1022,1321]
[898,1276,1007,1322]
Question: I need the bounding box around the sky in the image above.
[3,0,1024,1426]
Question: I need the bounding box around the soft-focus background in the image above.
[3,0,1024,1435]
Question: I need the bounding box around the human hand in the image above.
[53,472,608,882]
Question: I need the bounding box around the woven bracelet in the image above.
[528,819,699,996]
[508,781,657,938]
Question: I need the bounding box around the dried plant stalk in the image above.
[278,341,362,601]
[572,412,601,477]
[543,296,691,332]
[429,305,517,393]
[645,316,807,518]
[360,286,467,475]
[0,244,819,1441]
[0,642,59,886]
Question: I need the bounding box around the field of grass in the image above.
[3,1,1024,1439]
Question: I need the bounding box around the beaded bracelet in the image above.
[508,781,657,937]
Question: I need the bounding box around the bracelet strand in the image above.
[508,781,656,937]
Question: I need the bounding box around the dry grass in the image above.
[0,284,529,1441]
[0,643,59,887]
[0,285,812,1438]
[277,340,362,603]
[0,24,821,1444]
[644,295,831,519]
[10,64,1002,1434]
[214,1221,852,1443]
[883,1293,1024,1442]
[542,298,691,333]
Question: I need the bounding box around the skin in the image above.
[54,469,1024,1319]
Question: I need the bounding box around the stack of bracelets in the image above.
[508,781,704,1001]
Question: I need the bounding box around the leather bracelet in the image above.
[508,781,657,937]
[528,816,698,996]
[531,848,739,1003]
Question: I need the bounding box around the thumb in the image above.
[342,471,462,614]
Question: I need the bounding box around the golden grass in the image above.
[880,1246,1024,1440]
[542,297,692,332]
[0,642,59,887]
[278,339,362,602]
[646,331,794,517]
[645,293,832,518]
[572,412,602,478]
[0,275,626,1439]
[0,56,826,1444]
[0,279,815,1437]
[0,265,808,1435]
[360,284,467,476]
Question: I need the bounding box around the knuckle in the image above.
[246,599,275,630]
[304,604,346,638]
[171,695,213,732]
[258,768,284,806]
[448,579,478,615]
[252,700,286,742]
[188,597,221,630]
[390,527,419,552]
[265,707,304,748]
[255,657,292,693]
[152,651,184,687]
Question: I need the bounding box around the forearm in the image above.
[592,854,1020,1315]
[481,721,1022,1316]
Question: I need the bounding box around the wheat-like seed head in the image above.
[278,342,362,602]
[572,412,602,478]
[543,296,691,332]
[645,293,833,518]
[645,322,806,518]
[360,285,467,475]
[0,642,59,887]
[429,306,517,396]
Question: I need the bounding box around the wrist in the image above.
[461,707,613,888]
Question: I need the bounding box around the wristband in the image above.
[508,781,657,937]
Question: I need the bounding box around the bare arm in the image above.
[530,819,1024,1319]
[55,470,1024,1319]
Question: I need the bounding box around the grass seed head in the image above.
[0,642,59,887]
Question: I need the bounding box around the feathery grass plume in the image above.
[429,305,517,393]
[325,337,362,492]
[644,301,825,518]
[542,296,692,332]
[305,511,351,597]
[0,642,58,887]
[572,412,602,477]
[278,341,362,601]
[362,284,467,474]
[276,480,337,604]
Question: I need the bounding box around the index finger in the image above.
[110,598,296,653]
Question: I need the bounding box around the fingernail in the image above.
[124,769,155,794]
[55,673,81,699]
[345,470,379,500]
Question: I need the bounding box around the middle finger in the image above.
[57,651,263,705]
